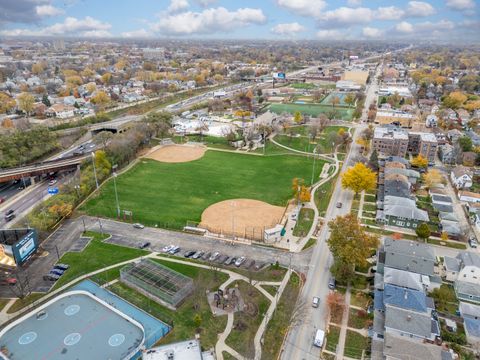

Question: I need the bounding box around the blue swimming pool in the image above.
[72,280,171,348]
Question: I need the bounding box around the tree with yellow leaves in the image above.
[356,137,370,154]
[294,111,303,124]
[91,91,110,109]
[423,169,444,188]
[442,91,467,110]
[31,62,45,74]
[17,92,35,116]
[410,154,428,168]
[341,162,377,196]
[101,72,112,84]
[0,92,16,114]
[299,185,311,203]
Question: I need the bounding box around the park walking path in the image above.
[336,285,352,360]
[269,136,335,162]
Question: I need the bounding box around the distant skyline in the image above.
[0,0,478,42]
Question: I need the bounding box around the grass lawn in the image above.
[350,290,371,309]
[325,325,341,352]
[110,259,229,350]
[83,151,324,229]
[301,237,317,251]
[344,330,369,359]
[363,203,377,212]
[275,126,348,154]
[7,293,45,314]
[315,174,338,217]
[0,298,10,312]
[290,82,316,89]
[427,238,467,250]
[261,272,301,360]
[351,274,370,290]
[223,352,236,360]
[293,208,315,237]
[226,281,270,359]
[261,285,279,297]
[364,194,376,202]
[268,103,354,120]
[348,308,369,329]
[51,231,147,290]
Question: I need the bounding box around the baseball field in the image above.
[82,147,324,231]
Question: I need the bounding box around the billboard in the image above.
[0,229,38,266]
[272,72,286,80]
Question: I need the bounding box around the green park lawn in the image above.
[293,208,315,237]
[83,150,323,229]
[268,103,354,120]
[275,126,348,154]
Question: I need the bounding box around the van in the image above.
[312,296,320,308]
[313,329,325,347]
[328,277,336,290]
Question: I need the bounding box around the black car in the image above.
[184,250,196,258]
[139,242,151,249]
[5,209,14,216]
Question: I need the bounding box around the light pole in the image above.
[112,164,120,218]
[91,152,99,190]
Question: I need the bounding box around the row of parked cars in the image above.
[161,245,264,270]
[43,263,69,281]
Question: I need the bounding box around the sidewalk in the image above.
[336,285,352,360]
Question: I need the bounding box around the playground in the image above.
[83,148,324,230]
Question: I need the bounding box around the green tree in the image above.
[327,214,379,270]
[42,94,51,107]
[415,222,431,239]
[369,150,379,171]
[341,162,377,195]
[144,111,172,138]
[458,136,473,152]
[330,259,356,284]
[344,93,355,108]
[293,111,303,124]
[193,313,202,328]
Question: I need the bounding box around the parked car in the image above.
[328,277,336,290]
[201,252,211,261]
[469,238,478,248]
[209,252,220,262]
[192,251,204,259]
[133,223,144,229]
[139,242,151,249]
[169,246,180,255]
[312,296,320,308]
[336,202,343,208]
[224,257,234,265]
[50,269,64,276]
[184,250,196,258]
[235,257,246,267]
[54,264,69,271]
[43,274,61,281]
[162,245,174,253]
[217,255,228,263]
[313,329,325,347]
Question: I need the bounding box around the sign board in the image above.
[272,72,286,80]
[48,187,59,195]
[13,229,39,266]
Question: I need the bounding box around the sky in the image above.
[0,0,478,41]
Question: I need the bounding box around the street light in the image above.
[311,147,317,186]
[91,152,99,190]
[112,164,120,218]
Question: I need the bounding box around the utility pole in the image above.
[311,148,317,185]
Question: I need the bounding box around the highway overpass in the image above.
[0,155,87,183]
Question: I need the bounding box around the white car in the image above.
[162,245,174,253]
[235,256,246,267]
[209,252,220,261]
[133,223,144,229]
[48,179,57,186]
[313,329,325,347]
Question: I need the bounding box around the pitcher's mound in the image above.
[146,144,206,163]
[200,199,285,239]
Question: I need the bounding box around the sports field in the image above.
[320,92,351,106]
[268,103,354,120]
[83,150,323,229]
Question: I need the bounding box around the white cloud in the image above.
[0,16,112,37]
[195,0,217,7]
[362,26,383,38]
[406,1,436,17]
[121,28,152,38]
[316,29,345,40]
[167,0,189,13]
[35,5,64,17]
[445,0,475,10]
[271,22,305,35]
[276,0,326,18]
[395,21,414,33]
[347,0,362,7]
[318,7,373,27]
[374,6,405,20]
[152,7,266,35]
[415,19,455,31]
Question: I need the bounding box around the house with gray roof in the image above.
[382,284,434,313]
[384,306,440,341]
[440,220,461,237]
[378,196,429,230]
[383,267,424,291]
[459,302,480,346]
[379,238,436,276]
[443,256,461,282]
[454,252,480,304]
[384,167,420,184]
[382,333,454,360]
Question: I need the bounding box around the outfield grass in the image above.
[268,103,354,120]
[52,231,147,290]
[83,151,324,229]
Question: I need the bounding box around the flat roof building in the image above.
[143,339,215,360]
[373,127,409,158]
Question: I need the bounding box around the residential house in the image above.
[377,196,429,230]
[447,129,463,143]
[450,166,473,189]
[384,305,440,341]
[438,144,456,165]
[425,114,438,128]
[45,104,75,119]
[408,132,438,163]
[457,109,471,126]
[459,302,480,346]
[458,191,480,204]
[382,333,454,360]
[462,151,476,167]
[452,252,480,304]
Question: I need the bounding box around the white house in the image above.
[454,252,480,304]
[46,104,75,119]
[450,166,473,189]
[459,191,480,204]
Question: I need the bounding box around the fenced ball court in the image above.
[120,259,194,310]
[320,92,351,106]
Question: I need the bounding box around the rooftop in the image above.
[374,126,409,140]
[142,339,214,360]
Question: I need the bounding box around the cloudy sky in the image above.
[0,0,478,41]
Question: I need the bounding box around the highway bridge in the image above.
[0,155,88,183]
